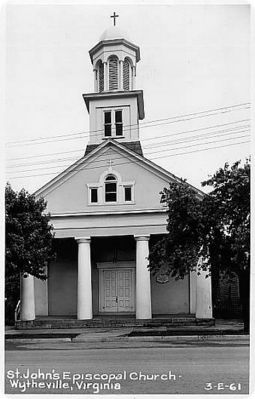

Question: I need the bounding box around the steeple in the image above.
[83,16,144,155]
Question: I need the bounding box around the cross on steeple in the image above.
[110,12,119,26]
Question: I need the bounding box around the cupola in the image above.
[89,24,140,93]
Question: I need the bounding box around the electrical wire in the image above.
[7,137,250,179]
[6,126,250,170]
[6,103,250,147]
[7,119,250,163]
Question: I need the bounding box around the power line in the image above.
[7,140,250,180]
[145,133,250,157]
[6,119,250,163]
[153,140,250,161]
[139,103,250,125]
[8,148,84,162]
[7,109,250,147]
[6,126,250,170]
[6,129,250,174]
[143,125,250,149]
[6,103,250,147]
[7,136,250,178]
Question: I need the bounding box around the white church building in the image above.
[19,21,213,327]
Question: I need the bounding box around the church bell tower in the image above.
[83,14,145,155]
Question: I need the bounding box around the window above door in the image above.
[87,170,135,206]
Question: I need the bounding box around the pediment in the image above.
[35,140,203,215]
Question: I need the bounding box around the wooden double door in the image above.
[99,268,135,313]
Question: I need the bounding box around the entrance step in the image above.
[16,316,214,330]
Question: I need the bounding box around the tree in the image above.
[201,160,250,332]
[149,159,250,331]
[149,179,204,279]
[5,183,55,324]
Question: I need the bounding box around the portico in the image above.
[75,234,151,320]
[20,233,213,323]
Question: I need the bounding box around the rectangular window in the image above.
[124,186,132,201]
[105,182,117,202]
[115,110,123,136]
[90,188,98,203]
[104,112,112,136]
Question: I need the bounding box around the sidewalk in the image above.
[5,319,248,343]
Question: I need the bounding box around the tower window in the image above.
[104,111,112,136]
[115,110,123,136]
[109,56,119,91]
[105,175,117,202]
[123,58,131,91]
[98,61,104,92]
[104,110,123,137]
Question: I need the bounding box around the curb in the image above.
[5,334,249,344]
[72,334,249,343]
[6,337,72,343]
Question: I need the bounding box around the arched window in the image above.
[97,60,104,92]
[105,174,117,202]
[123,58,131,91]
[87,171,135,205]
[108,56,119,91]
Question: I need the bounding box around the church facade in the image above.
[19,24,213,324]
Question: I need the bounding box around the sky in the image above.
[4,3,251,193]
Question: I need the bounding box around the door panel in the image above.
[103,270,117,312]
[100,268,135,313]
[117,270,134,312]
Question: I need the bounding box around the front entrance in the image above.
[98,264,135,313]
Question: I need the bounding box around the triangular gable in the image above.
[35,139,204,199]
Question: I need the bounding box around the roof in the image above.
[35,139,205,199]
[85,141,143,156]
[99,26,131,42]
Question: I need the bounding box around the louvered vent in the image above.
[109,56,118,90]
[123,58,130,91]
[98,62,104,92]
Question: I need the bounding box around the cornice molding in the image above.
[82,90,145,120]
[89,39,140,63]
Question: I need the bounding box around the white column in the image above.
[34,267,48,316]
[196,257,213,319]
[76,237,92,320]
[119,60,123,90]
[20,273,35,321]
[135,235,152,319]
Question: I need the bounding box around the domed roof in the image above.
[99,26,131,42]
[89,26,140,63]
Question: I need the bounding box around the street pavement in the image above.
[5,339,249,395]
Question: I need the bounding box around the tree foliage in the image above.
[6,183,55,280]
[5,183,55,323]
[149,159,250,281]
[149,180,204,279]
[201,160,250,277]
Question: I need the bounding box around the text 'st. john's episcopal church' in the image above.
[19,21,213,327]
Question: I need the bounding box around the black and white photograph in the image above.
[4,2,251,396]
